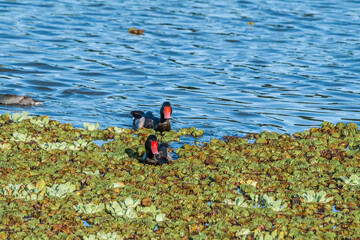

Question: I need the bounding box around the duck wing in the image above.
[143,153,162,165]
[131,111,145,130]
[131,111,144,119]
[142,111,159,129]
[158,143,173,162]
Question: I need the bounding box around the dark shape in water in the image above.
[131,102,172,132]
[0,94,42,106]
[143,135,173,165]
[128,27,144,35]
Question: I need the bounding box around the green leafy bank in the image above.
[0,112,359,239]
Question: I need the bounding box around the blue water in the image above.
[0,0,360,138]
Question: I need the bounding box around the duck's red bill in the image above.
[164,107,171,119]
[151,141,159,154]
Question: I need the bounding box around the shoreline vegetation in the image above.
[0,112,359,239]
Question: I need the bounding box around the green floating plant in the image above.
[155,213,167,222]
[83,232,120,240]
[249,193,262,208]
[39,142,68,151]
[0,143,10,149]
[225,194,287,211]
[2,114,360,238]
[73,203,104,214]
[224,196,249,208]
[138,205,168,222]
[29,116,49,127]
[11,132,33,142]
[83,170,101,176]
[106,197,140,218]
[113,127,128,134]
[69,139,89,149]
[39,139,89,151]
[261,194,287,212]
[191,232,207,240]
[46,182,76,198]
[298,190,333,203]
[253,229,285,240]
[235,229,251,240]
[0,180,46,201]
[83,122,99,131]
[339,175,360,186]
[10,111,28,123]
[110,182,125,189]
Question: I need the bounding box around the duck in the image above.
[0,94,42,106]
[143,135,173,165]
[131,102,172,132]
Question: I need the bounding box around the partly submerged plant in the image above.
[10,111,28,123]
[69,139,89,150]
[0,180,46,201]
[83,232,120,240]
[261,194,287,212]
[339,175,360,186]
[253,229,285,240]
[39,142,68,151]
[73,203,105,214]
[83,122,99,131]
[235,229,251,239]
[46,182,76,198]
[29,116,49,127]
[11,132,33,142]
[113,127,127,134]
[106,197,140,218]
[298,190,333,203]
[224,196,249,208]
[83,170,101,176]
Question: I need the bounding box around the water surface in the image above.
[1,0,359,138]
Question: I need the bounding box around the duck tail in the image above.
[131,111,144,119]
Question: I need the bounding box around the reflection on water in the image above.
[0,0,360,138]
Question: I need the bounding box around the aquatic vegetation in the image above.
[39,139,90,151]
[298,190,333,203]
[39,142,68,151]
[11,132,33,142]
[74,203,105,214]
[113,127,127,134]
[29,116,49,127]
[339,174,360,186]
[106,197,140,218]
[84,232,120,240]
[84,170,101,176]
[83,122,99,131]
[253,229,285,240]
[128,27,144,35]
[46,182,76,198]
[261,194,287,212]
[0,182,45,201]
[0,114,359,238]
[224,196,249,207]
[9,111,28,123]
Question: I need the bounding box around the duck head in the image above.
[145,135,159,157]
[160,102,172,120]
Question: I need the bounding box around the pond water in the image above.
[0,0,359,138]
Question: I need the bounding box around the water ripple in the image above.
[0,0,359,137]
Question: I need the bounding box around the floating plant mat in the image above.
[0,112,359,239]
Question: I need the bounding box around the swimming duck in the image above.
[143,135,173,165]
[131,102,172,132]
[0,94,42,106]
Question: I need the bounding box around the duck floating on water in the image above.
[143,135,173,165]
[131,102,172,132]
[0,94,42,106]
